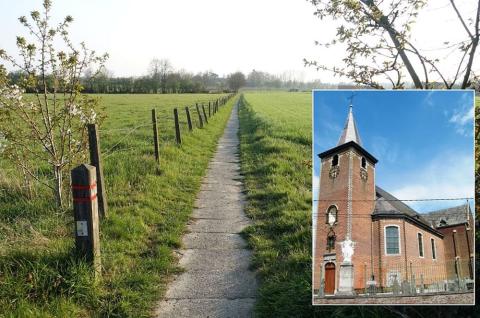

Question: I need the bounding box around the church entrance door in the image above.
[324,262,335,294]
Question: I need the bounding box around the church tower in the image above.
[313,104,378,295]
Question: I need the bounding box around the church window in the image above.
[417,233,424,257]
[431,238,436,260]
[332,154,339,167]
[384,225,400,255]
[361,157,366,169]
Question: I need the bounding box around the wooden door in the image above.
[324,262,335,294]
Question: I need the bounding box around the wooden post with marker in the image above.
[71,164,101,278]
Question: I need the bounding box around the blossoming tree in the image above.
[0,0,108,207]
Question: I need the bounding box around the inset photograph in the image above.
[312,90,475,305]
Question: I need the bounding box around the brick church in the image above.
[313,105,474,296]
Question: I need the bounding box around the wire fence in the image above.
[97,95,234,155]
[0,94,236,197]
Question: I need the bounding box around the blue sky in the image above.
[312,90,475,214]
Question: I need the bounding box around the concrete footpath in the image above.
[155,101,257,317]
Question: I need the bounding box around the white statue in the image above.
[340,239,355,263]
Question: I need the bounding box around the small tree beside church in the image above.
[0,0,107,207]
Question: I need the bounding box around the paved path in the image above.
[155,102,257,317]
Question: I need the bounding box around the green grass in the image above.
[238,91,313,317]
[0,93,235,317]
[239,91,479,318]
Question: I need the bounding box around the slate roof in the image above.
[422,204,471,228]
[337,105,362,146]
[373,186,432,229]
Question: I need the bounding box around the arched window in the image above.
[326,205,338,226]
[332,154,339,167]
[361,157,366,169]
[417,233,424,257]
[384,225,400,255]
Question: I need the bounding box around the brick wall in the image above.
[313,147,375,291]
[371,218,447,287]
[437,222,474,278]
[312,144,470,295]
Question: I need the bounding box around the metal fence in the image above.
[317,258,474,297]
[362,259,474,296]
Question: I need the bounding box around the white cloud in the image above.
[447,93,474,136]
[390,152,474,212]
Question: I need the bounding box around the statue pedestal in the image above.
[337,262,355,295]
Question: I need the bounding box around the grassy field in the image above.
[0,93,236,317]
[238,91,313,316]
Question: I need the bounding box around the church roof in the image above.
[373,186,443,237]
[422,204,471,228]
[337,105,362,146]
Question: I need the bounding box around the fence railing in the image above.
[70,93,236,275]
[362,259,474,296]
[317,258,474,298]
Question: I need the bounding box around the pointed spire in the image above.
[337,102,362,146]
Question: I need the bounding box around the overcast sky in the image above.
[0,0,477,82]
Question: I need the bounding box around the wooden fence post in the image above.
[185,106,193,131]
[174,108,182,144]
[151,109,160,164]
[202,104,208,124]
[208,102,211,117]
[87,124,107,219]
[195,103,204,128]
[71,164,101,278]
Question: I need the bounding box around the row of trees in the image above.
[6,61,325,94]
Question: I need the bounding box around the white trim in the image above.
[384,225,401,256]
[417,232,424,258]
[431,238,437,260]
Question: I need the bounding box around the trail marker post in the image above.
[87,124,107,218]
[152,109,160,164]
[71,164,101,278]
[174,108,182,145]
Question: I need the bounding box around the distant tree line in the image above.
[6,58,325,93]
